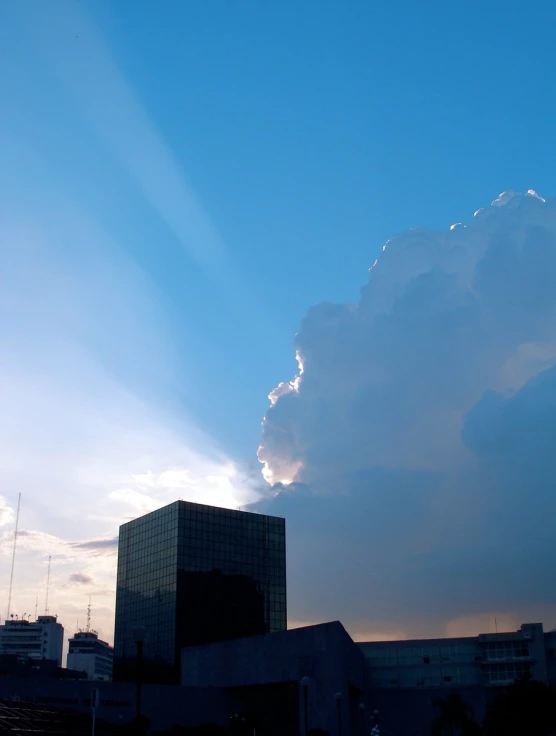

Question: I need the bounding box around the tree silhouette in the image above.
[484,678,556,736]
[431,692,480,736]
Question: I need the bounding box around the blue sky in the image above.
[3,0,555,452]
[1,0,556,640]
[92,0,554,449]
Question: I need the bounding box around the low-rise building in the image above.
[181,620,367,736]
[0,654,86,680]
[0,620,554,735]
[66,630,113,681]
[358,622,552,736]
[0,616,63,666]
[358,622,547,691]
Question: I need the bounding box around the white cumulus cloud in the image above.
[257,191,556,638]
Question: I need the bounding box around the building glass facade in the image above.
[114,501,286,682]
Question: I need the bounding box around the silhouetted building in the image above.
[358,622,552,736]
[67,630,114,680]
[358,622,547,691]
[181,621,366,736]
[114,500,286,683]
[0,616,64,666]
[0,654,86,680]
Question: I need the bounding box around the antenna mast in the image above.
[34,596,38,621]
[6,493,21,621]
[86,596,91,633]
[44,553,52,615]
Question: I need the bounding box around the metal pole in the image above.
[303,684,309,736]
[337,698,342,736]
[6,493,21,621]
[91,688,98,736]
[136,640,143,723]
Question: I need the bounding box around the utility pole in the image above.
[6,493,21,621]
[91,688,99,736]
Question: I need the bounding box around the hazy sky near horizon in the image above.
[2,0,556,646]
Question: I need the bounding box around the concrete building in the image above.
[0,616,63,666]
[1,619,555,735]
[66,630,114,681]
[114,500,287,683]
[181,621,367,736]
[358,622,547,691]
[358,622,551,735]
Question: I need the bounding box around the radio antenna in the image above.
[44,553,52,615]
[6,493,21,621]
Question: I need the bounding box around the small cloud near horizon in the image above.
[68,572,94,585]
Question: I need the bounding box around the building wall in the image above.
[114,500,286,682]
[544,630,556,683]
[359,623,548,694]
[66,652,94,679]
[67,632,113,680]
[0,617,63,666]
[478,622,547,686]
[359,635,484,690]
[358,623,552,736]
[181,621,366,736]
[66,652,113,681]
[114,502,179,673]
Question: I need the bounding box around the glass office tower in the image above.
[113,501,286,682]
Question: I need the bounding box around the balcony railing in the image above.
[481,655,533,664]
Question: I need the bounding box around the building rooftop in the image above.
[0,699,121,734]
[119,498,285,530]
